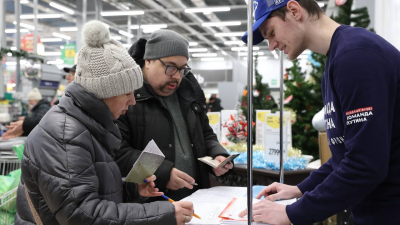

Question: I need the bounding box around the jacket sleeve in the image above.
[23,130,176,225]
[22,104,51,135]
[286,50,395,225]
[116,113,175,192]
[296,158,333,193]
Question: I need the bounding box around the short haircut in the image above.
[268,0,323,21]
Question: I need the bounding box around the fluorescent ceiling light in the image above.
[52,32,71,40]
[120,3,129,10]
[10,47,17,50]
[212,45,220,50]
[41,52,62,56]
[221,51,227,56]
[189,42,198,46]
[119,30,134,38]
[224,41,245,45]
[13,21,35,30]
[243,56,268,60]
[202,21,241,27]
[189,48,208,53]
[59,27,77,32]
[20,14,63,19]
[111,36,122,40]
[201,57,224,62]
[47,59,64,65]
[141,24,167,29]
[130,25,140,29]
[214,32,245,37]
[41,38,63,42]
[192,53,218,57]
[49,2,74,15]
[318,3,325,7]
[5,29,29,33]
[231,46,260,51]
[102,10,144,16]
[238,52,264,56]
[20,0,29,4]
[185,7,230,13]
[142,28,161,34]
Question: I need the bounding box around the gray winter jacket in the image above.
[15,82,176,225]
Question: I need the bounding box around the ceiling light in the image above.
[111,36,122,40]
[189,48,208,53]
[243,56,269,60]
[142,28,161,34]
[41,52,62,56]
[101,10,144,16]
[20,14,63,19]
[47,59,64,65]
[202,21,241,27]
[212,45,220,50]
[224,41,245,45]
[130,25,140,29]
[20,0,29,4]
[214,32,245,37]
[231,46,260,51]
[201,57,224,62]
[49,2,74,15]
[41,38,63,42]
[238,52,264,56]
[141,24,167,29]
[5,29,29,33]
[221,51,227,56]
[192,53,218,57]
[13,21,35,30]
[120,3,129,10]
[119,30,134,38]
[59,27,77,32]
[185,7,230,13]
[52,32,71,40]
[189,42,198,46]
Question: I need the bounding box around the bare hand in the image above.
[212,156,233,176]
[255,182,302,201]
[173,201,194,225]
[138,175,163,197]
[18,116,25,121]
[2,120,24,140]
[238,199,291,225]
[166,168,196,191]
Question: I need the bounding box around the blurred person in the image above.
[116,30,233,201]
[1,88,50,140]
[63,64,76,84]
[16,20,193,225]
[239,0,400,224]
[207,94,224,112]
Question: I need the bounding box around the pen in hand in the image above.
[144,179,201,219]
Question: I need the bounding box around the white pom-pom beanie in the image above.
[75,20,143,99]
[27,88,42,101]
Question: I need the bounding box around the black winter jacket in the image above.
[116,73,229,196]
[22,99,51,136]
[16,83,176,225]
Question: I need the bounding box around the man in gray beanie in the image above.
[116,29,233,201]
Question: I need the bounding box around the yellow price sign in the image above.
[65,49,75,58]
[257,111,270,122]
[266,115,285,129]
[208,114,220,125]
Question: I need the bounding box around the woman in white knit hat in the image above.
[16,20,193,225]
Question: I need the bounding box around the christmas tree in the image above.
[241,56,278,143]
[284,0,374,158]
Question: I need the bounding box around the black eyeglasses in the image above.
[158,59,191,77]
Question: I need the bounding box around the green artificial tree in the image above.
[241,56,278,143]
[284,0,374,158]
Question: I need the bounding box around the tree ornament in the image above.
[253,90,260,97]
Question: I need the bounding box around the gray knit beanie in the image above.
[144,29,189,60]
[75,20,143,99]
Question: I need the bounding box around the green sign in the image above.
[271,79,277,86]
[61,44,76,65]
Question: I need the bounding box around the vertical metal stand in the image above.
[279,50,284,184]
[0,0,5,99]
[14,0,21,92]
[127,16,132,45]
[246,1,254,224]
[33,0,38,54]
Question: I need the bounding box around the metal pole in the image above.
[15,0,22,92]
[279,50,284,184]
[127,16,132,45]
[83,0,87,25]
[137,17,142,39]
[246,0,254,224]
[0,0,6,98]
[33,0,38,54]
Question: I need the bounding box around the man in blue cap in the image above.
[239,0,400,224]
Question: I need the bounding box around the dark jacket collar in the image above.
[59,82,121,155]
[31,99,50,111]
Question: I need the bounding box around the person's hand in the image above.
[238,199,291,225]
[2,120,24,140]
[138,175,163,197]
[212,156,233,176]
[166,168,196,190]
[172,201,194,225]
[18,116,25,121]
[256,182,302,201]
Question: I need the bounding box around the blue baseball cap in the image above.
[242,0,298,45]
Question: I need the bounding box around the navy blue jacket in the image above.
[287,25,400,225]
